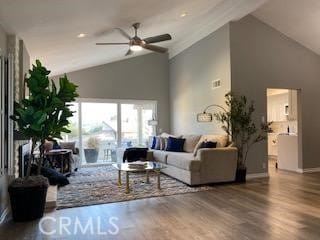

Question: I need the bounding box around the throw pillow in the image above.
[149,136,155,149]
[59,141,76,154]
[30,165,69,187]
[41,167,70,186]
[166,137,185,152]
[43,140,53,152]
[199,141,217,149]
[154,137,161,150]
[53,142,61,150]
[150,136,156,149]
[159,137,166,150]
[182,135,201,153]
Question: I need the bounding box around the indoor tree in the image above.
[214,92,272,169]
[11,60,79,176]
[9,60,78,221]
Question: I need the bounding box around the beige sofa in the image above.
[148,134,238,186]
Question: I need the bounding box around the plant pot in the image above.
[84,148,99,163]
[235,168,247,183]
[8,175,49,222]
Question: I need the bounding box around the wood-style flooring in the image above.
[1,161,320,240]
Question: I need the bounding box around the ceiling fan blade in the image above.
[143,44,168,53]
[115,28,131,40]
[143,34,172,44]
[125,49,133,56]
[96,43,128,45]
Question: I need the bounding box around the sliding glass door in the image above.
[81,102,117,165]
[64,99,156,166]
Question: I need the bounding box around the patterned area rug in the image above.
[57,166,215,209]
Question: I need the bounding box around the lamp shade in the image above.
[197,112,213,122]
[148,120,158,126]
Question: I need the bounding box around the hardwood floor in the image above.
[1,163,320,240]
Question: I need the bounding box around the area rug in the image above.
[57,166,215,209]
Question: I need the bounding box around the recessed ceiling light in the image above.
[180,12,187,18]
[77,33,86,38]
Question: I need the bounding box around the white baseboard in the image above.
[0,207,10,225]
[246,172,269,180]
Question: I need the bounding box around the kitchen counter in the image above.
[277,134,299,172]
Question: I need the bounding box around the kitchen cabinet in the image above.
[267,94,288,122]
[267,90,297,122]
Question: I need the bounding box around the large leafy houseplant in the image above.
[9,60,78,221]
[214,92,272,170]
[12,60,78,176]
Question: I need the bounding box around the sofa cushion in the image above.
[193,135,228,156]
[167,152,201,172]
[182,135,201,153]
[152,150,168,164]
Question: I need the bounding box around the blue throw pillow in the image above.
[53,142,61,150]
[166,137,185,152]
[151,136,157,149]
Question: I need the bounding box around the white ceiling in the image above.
[254,0,320,56]
[0,0,267,76]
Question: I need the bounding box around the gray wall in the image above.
[230,15,320,173]
[54,53,170,133]
[169,24,231,135]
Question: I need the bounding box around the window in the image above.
[62,99,157,165]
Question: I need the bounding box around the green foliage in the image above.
[11,60,79,176]
[214,92,272,168]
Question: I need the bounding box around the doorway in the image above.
[266,88,302,173]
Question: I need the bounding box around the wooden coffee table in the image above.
[112,161,165,193]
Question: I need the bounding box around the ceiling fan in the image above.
[96,23,172,56]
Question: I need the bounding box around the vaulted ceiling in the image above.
[254,0,320,57]
[0,0,266,75]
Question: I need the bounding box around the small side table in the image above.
[45,149,72,176]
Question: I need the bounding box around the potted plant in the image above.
[214,92,272,182]
[9,60,78,221]
[84,137,100,163]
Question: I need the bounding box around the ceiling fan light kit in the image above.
[96,22,172,56]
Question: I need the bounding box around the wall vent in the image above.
[212,79,221,89]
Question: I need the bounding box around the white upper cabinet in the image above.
[267,89,298,122]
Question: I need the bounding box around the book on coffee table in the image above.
[128,161,148,169]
